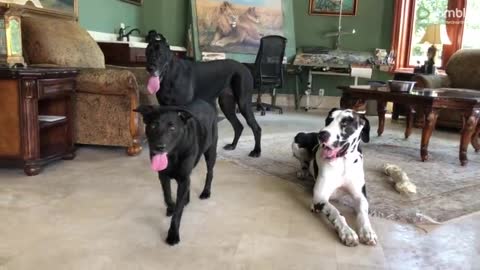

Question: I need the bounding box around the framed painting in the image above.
[120,0,143,5]
[0,0,78,19]
[193,0,285,55]
[309,0,358,16]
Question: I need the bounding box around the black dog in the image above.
[134,100,218,246]
[145,31,262,157]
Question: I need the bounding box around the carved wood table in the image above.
[0,68,78,176]
[338,86,480,166]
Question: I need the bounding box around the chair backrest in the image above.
[254,35,287,87]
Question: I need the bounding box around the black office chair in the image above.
[252,35,287,115]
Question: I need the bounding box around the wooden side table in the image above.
[0,68,78,176]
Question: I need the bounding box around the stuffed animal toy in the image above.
[383,164,417,195]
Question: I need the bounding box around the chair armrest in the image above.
[414,74,450,89]
[76,68,138,96]
[106,65,159,105]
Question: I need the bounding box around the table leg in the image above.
[471,122,480,153]
[294,72,300,111]
[460,109,480,166]
[405,106,415,139]
[421,108,439,162]
[377,100,387,136]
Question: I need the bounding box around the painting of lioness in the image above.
[195,0,284,54]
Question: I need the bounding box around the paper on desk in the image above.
[351,66,373,79]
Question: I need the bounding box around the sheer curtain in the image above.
[462,0,480,48]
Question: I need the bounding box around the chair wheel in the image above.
[261,111,266,116]
[279,110,283,115]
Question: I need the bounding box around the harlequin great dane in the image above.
[292,108,377,247]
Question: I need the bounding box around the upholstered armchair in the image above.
[21,16,156,156]
[415,49,480,128]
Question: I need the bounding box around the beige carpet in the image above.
[219,131,480,224]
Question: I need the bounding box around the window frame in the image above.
[391,0,466,71]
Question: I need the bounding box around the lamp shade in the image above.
[420,24,452,45]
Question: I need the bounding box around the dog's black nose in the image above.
[147,65,156,72]
[156,144,167,151]
[318,131,330,143]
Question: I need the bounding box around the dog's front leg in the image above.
[312,176,359,247]
[159,173,175,217]
[350,185,378,246]
[166,176,191,246]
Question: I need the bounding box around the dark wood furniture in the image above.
[339,85,480,166]
[391,71,416,120]
[97,42,187,67]
[0,68,78,176]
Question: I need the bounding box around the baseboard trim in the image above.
[252,94,341,109]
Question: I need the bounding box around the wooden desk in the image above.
[338,85,480,166]
[0,68,78,176]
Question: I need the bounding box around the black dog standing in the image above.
[135,100,218,246]
[145,30,262,157]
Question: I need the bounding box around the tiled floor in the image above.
[0,109,479,270]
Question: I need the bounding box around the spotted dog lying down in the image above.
[292,109,377,246]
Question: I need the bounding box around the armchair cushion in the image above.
[414,74,450,89]
[22,16,105,69]
[76,69,138,96]
[446,49,480,90]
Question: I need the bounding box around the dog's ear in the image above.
[178,111,192,124]
[133,105,156,115]
[325,108,338,126]
[146,30,158,43]
[359,115,370,143]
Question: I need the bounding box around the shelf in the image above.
[39,118,67,130]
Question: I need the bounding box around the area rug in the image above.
[218,132,480,224]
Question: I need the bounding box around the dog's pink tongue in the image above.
[147,76,161,95]
[151,153,168,171]
[322,148,339,159]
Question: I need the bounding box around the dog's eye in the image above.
[167,122,175,131]
[150,124,157,129]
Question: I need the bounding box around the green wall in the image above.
[290,0,394,96]
[79,0,143,36]
[142,0,189,46]
[78,0,394,96]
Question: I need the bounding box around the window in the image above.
[409,0,448,67]
[391,0,478,71]
[462,0,480,48]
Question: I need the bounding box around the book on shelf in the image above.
[38,115,66,122]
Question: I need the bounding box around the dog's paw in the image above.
[166,205,175,217]
[199,190,211,200]
[248,150,261,158]
[359,227,378,246]
[166,230,180,246]
[338,226,359,247]
[223,144,236,151]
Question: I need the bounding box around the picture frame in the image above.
[120,0,143,6]
[309,0,358,16]
[0,0,78,20]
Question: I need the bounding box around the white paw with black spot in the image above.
[338,226,359,247]
[359,226,378,246]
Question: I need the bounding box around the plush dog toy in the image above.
[383,164,417,195]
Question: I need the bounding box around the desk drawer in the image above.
[38,78,75,99]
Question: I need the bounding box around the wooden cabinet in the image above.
[0,68,78,176]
